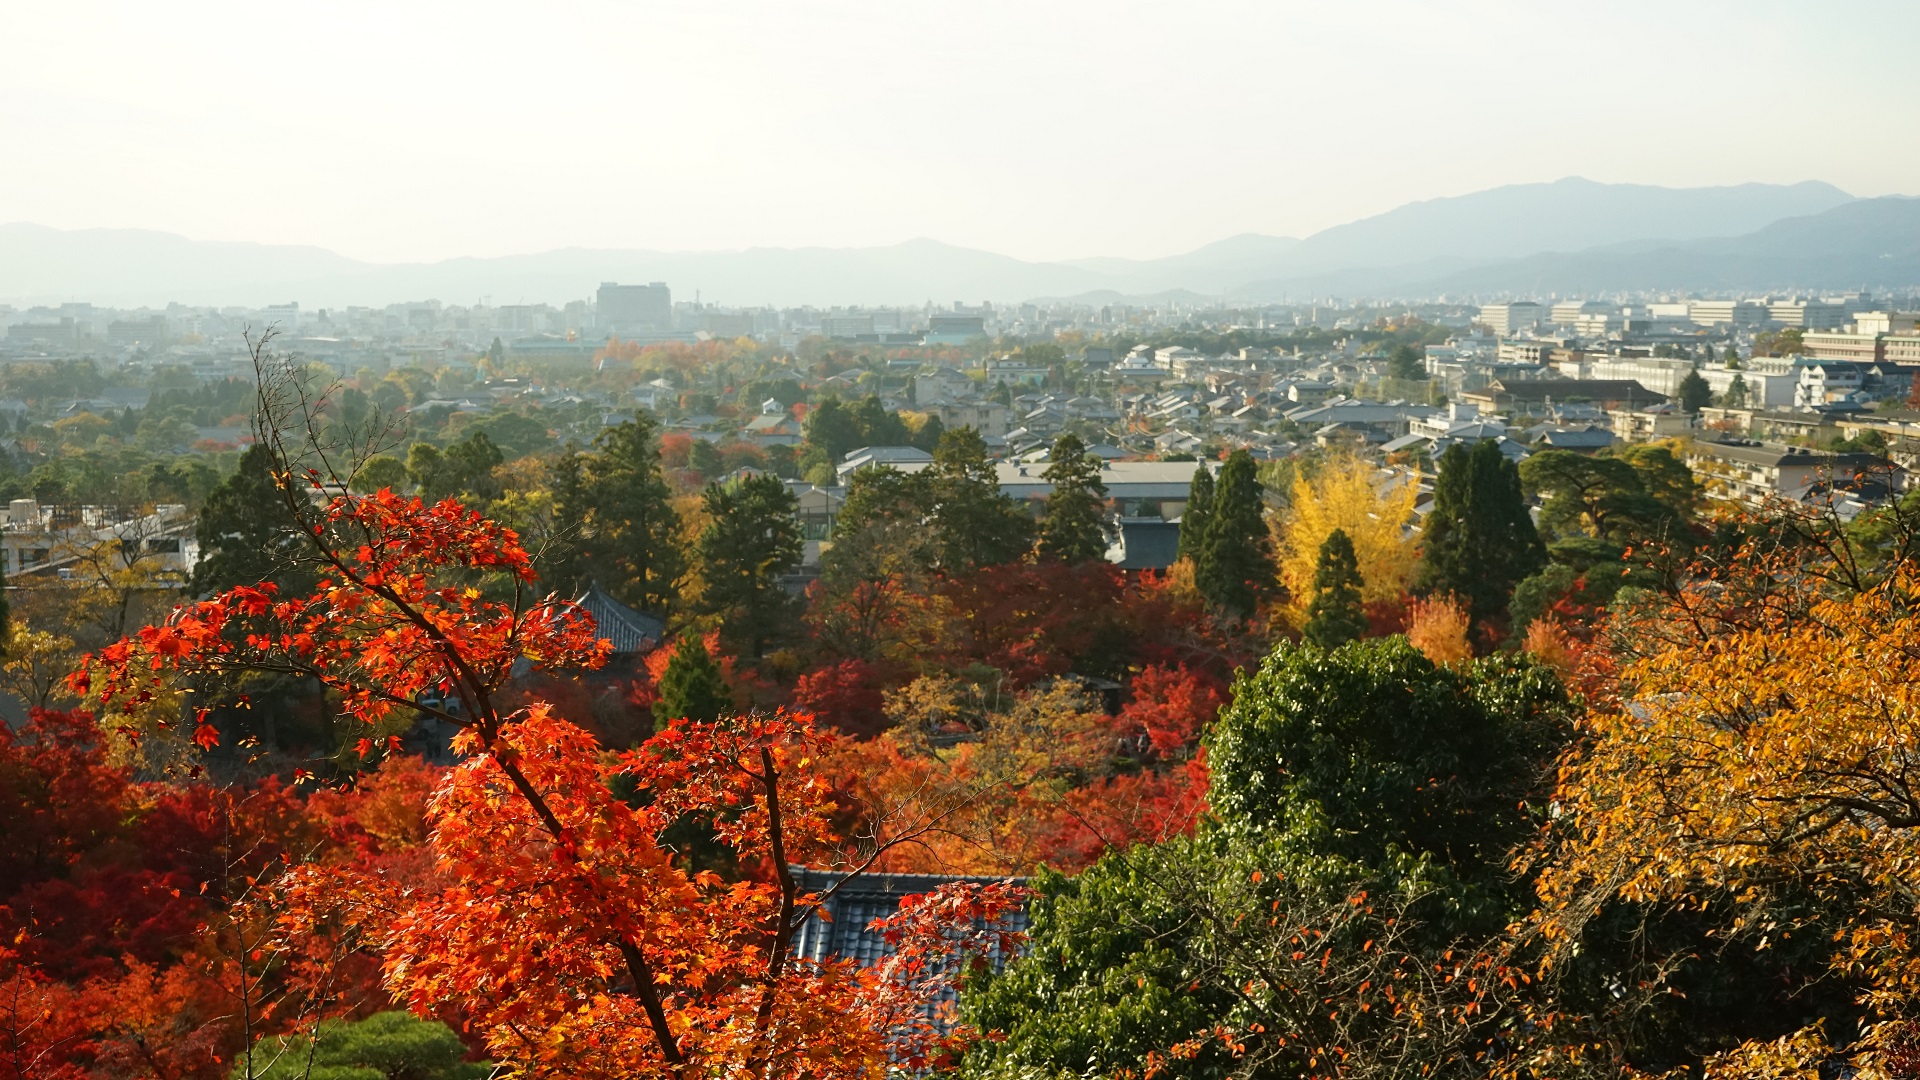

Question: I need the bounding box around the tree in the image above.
[244,1012,489,1080]
[1676,367,1712,413]
[1036,434,1109,564]
[962,639,1574,1078]
[1178,463,1213,561]
[1415,440,1545,628]
[549,414,685,614]
[73,343,1027,1080]
[405,431,503,505]
[349,453,409,494]
[696,474,803,656]
[910,413,946,452]
[802,395,908,468]
[928,427,1034,571]
[1194,450,1273,621]
[1302,529,1367,648]
[1277,454,1417,621]
[651,635,733,728]
[193,443,306,597]
[1721,372,1750,409]
[1518,447,1689,549]
[849,394,910,448]
[1531,568,1920,1074]
[1387,342,1427,381]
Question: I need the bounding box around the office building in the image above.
[597,282,672,334]
[1478,302,1544,335]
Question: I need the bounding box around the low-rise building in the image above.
[1686,441,1892,507]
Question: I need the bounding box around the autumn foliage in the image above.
[64,440,1028,1076]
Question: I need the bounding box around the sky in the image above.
[3,0,1917,266]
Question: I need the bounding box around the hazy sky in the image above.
[4,0,1916,265]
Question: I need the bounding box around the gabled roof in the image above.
[574,583,665,656]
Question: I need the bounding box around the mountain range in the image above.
[3,178,1912,309]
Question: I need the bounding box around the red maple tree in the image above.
[69,346,1023,1078]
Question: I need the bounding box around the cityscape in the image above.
[7,2,1920,1079]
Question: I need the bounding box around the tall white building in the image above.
[1768,300,1847,330]
[1479,302,1544,335]
[1550,300,1610,325]
[1689,300,1767,328]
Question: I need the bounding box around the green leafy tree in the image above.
[652,634,733,728]
[1036,434,1110,564]
[849,393,910,447]
[928,426,1034,571]
[802,397,863,466]
[1302,528,1367,648]
[1179,462,1213,560]
[696,473,804,655]
[961,640,1574,1079]
[802,393,911,467]
[687,437,721,478]
[549,415,685,614]
[350,453,409,494]
[406,431,503,504]
[1195,450,1273,621]
[1519,446,1697,551]
[243,1011,490,1080]
[193,442,307,596]
[836,465,935,537]
[1415,440,1545,627]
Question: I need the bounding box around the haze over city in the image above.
[6,0,1920,266]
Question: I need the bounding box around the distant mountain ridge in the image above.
[3,178,1904,308]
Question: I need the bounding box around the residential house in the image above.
[1685,441,1895,507]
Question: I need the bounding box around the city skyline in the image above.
[5,0,1918,265]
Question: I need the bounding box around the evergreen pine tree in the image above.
[1415,440,1546,627]
[1195,450,1274,621]
[549,415,685,614]
[928,426,1034,570]
[1387,343,1427,381]
[1677,368,1713,413]
[696,473,804,656]
[652,635,733,729]
[1036,434,1110,564]
[1179,463,1214,561]
[1302,528,1368,648]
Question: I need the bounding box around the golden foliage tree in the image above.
[1276,455,1416,622]
[1534,560,1920,1072]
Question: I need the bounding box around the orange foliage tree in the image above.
[69,343,1023,1079]
[1516,488,1920,1074]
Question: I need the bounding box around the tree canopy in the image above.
[1415,440,1545,628]
[1036,434,1110,564]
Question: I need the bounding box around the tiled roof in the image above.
[573,583,665,655]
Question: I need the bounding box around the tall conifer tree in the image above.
[1037,434,1110,564]
[1415,440,1545,626]
[1180,463,1214,561]
[696,473,804,656]
[1196,450,1274,621]
[549,414,685,614]
[928,427,1033,570]
[652,635,733,729]
[1303,528,1368,648]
